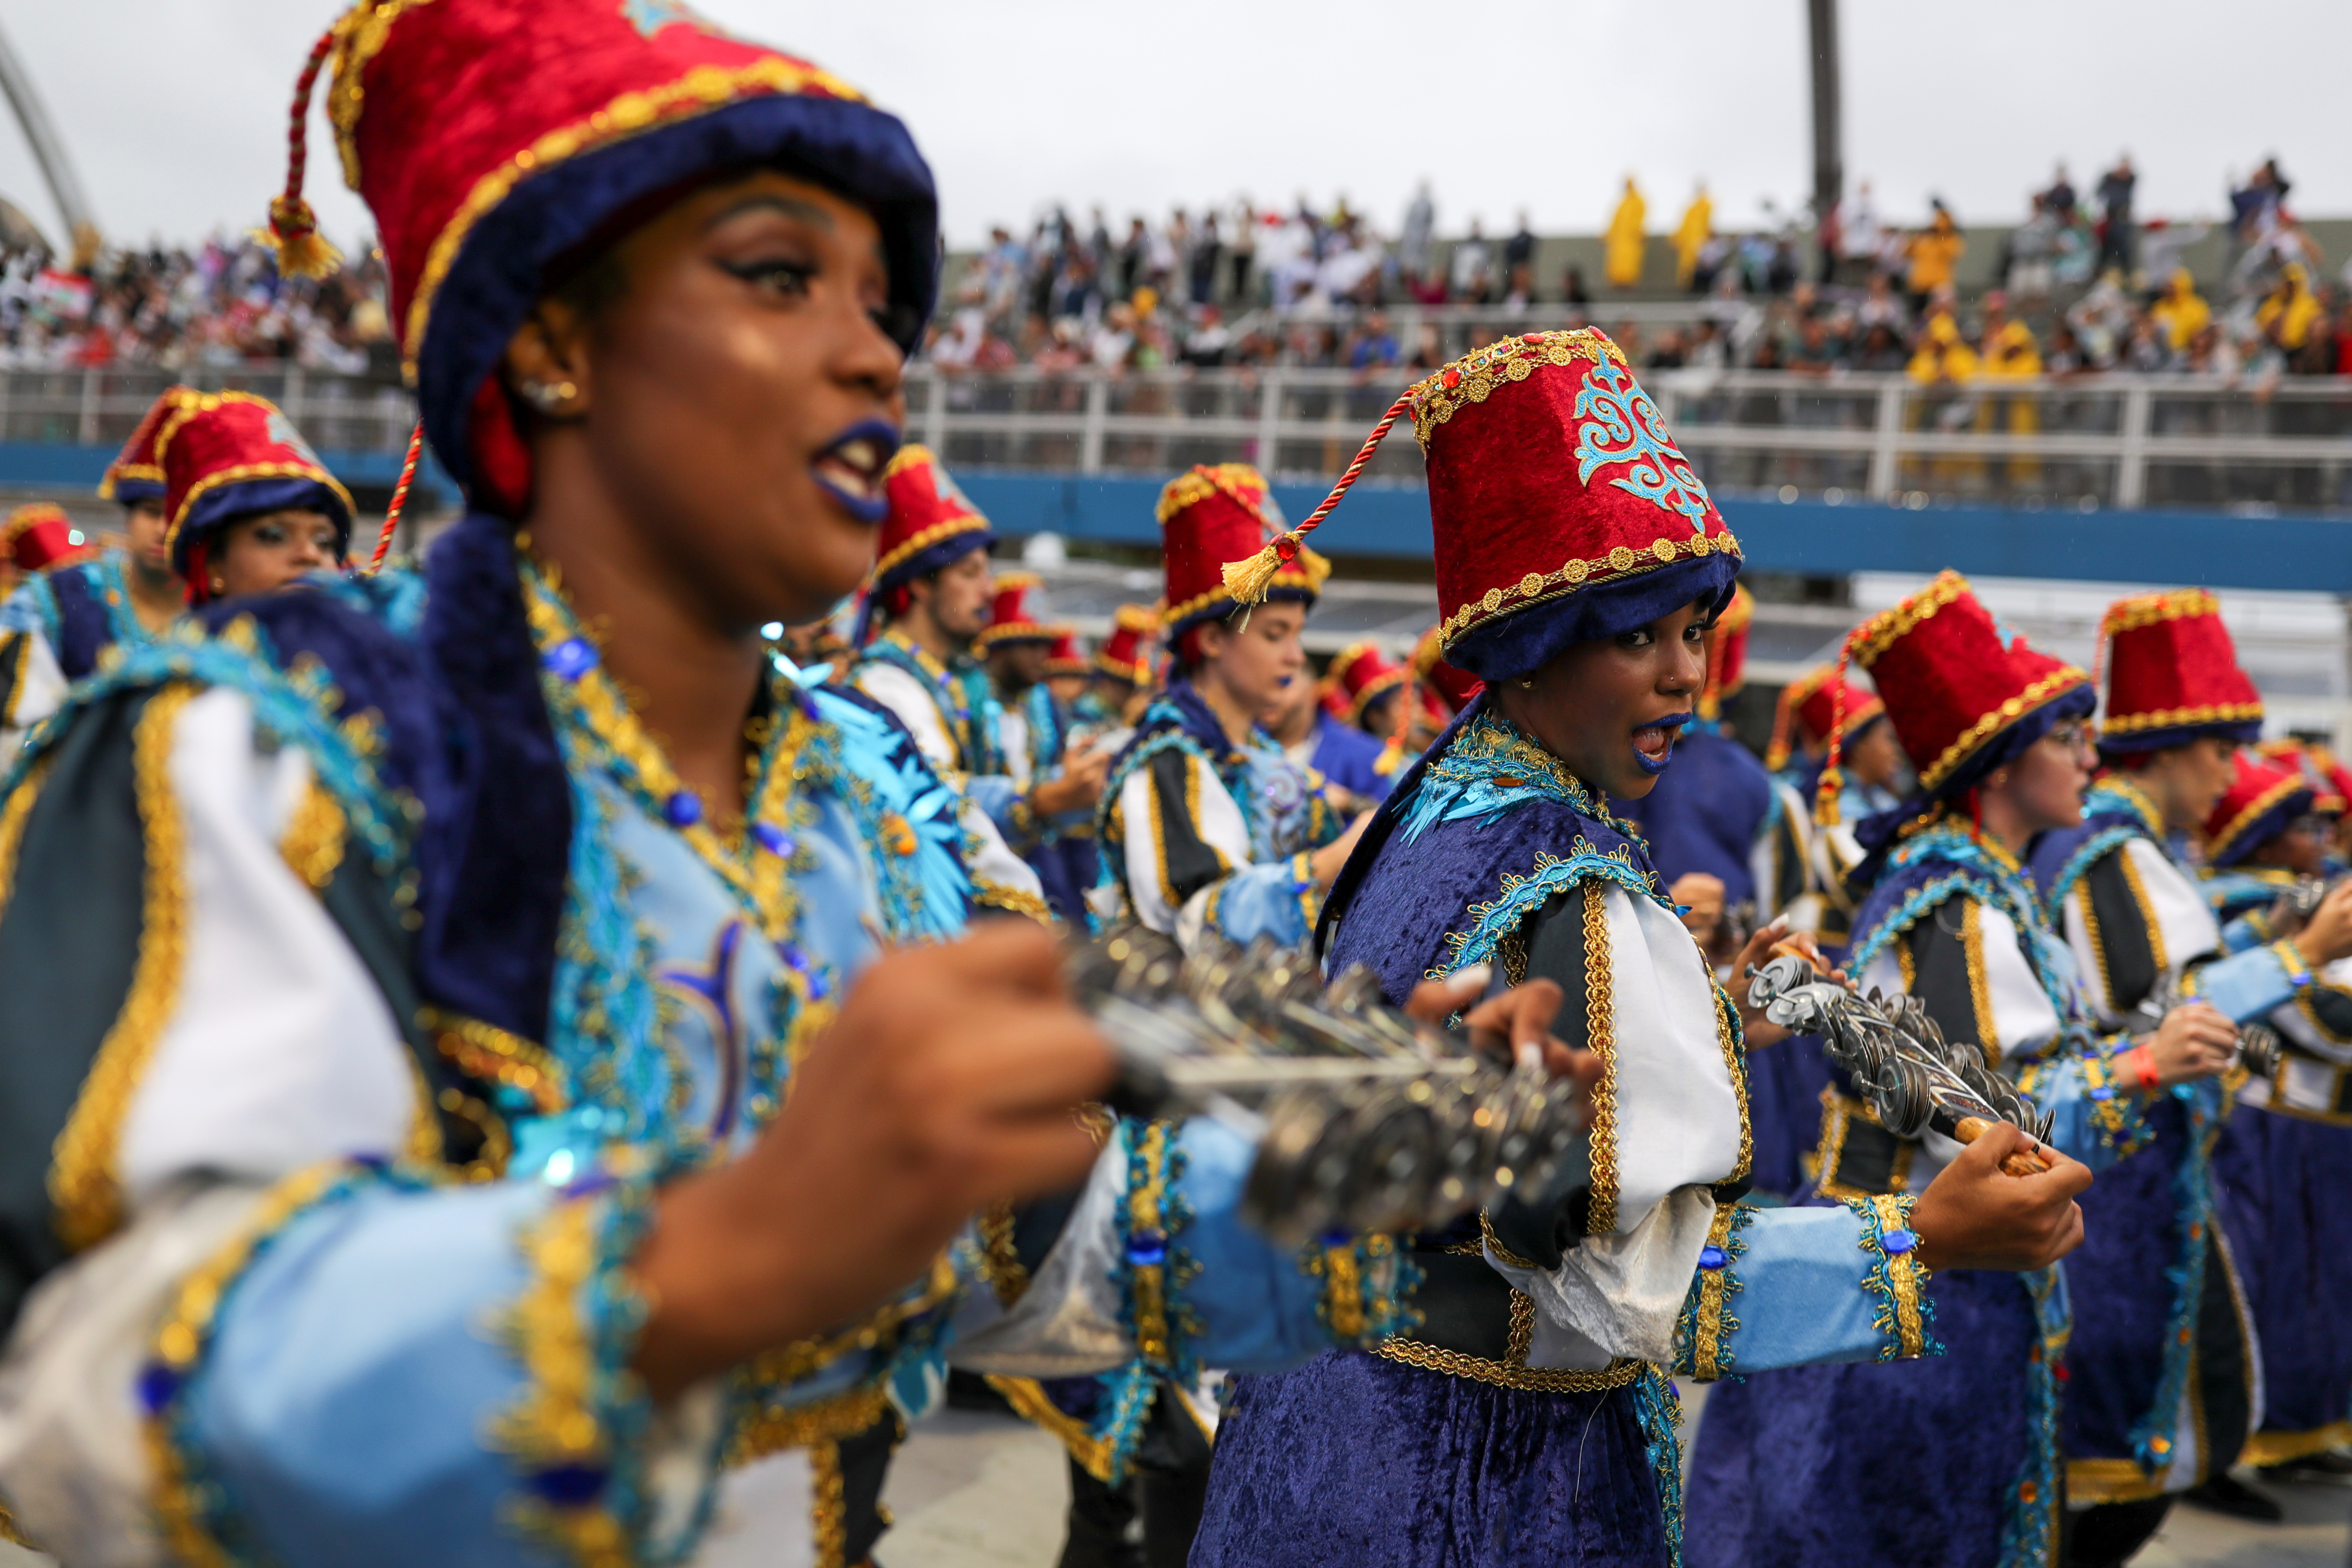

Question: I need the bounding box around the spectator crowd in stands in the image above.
[924,156,2352,387]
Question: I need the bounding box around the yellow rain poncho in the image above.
[1606,177,1647,289]
[2257,263,2324,351]
[1673,187,1712,288]
[1907,310,1979,383]
[2150,269,2211,352]
[1904,210,1963,297]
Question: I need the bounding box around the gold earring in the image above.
[208,576,226,595]
[1516,677,1534,689]
[521,379,578,413]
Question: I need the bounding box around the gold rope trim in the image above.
[2100,588,2223,637]
[1685,1202,1742,1382]
[1915,668,2092,794]
[2100,700,2263,736]
[728,1381,891,1466]
[867,514,992,587]
[972,881,1057,927]
[1961,900,2001,1069]
[49,683,196,1253]
[402,56,868,378]
[809,1437,850,1568]
[279,775,347,890]
[164,462,358,549]
[1372,1332,1651,1393]
[424,1006,569,1115]
[1850,570,1972,665]
[145,1162,347,1568]
[2074,880,2114,1014]
[2208,773,2311,863]
[1435,529,1736,652]
[1582,881,1620,1235]
[1865,1192,1932,1358]
[1403,328,1625,446]
[1811,1088,1916,1201]
[986,1375,1119,1481]
[2241,1418,2352,1468]
[2116,846,2170,980]
[977,1200,1029,1307]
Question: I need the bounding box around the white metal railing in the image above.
[907,366,2352,515]
[5,364,2349,516]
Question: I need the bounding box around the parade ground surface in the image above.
[697,1385,2348,1568]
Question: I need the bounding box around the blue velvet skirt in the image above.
[2211,1100,2352,1452]
[2058,1096,2253,1491]
[1191,1349,1672,1568]
[1684,1267,2047,1568]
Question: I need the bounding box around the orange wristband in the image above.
[2123,1044,2160,1092]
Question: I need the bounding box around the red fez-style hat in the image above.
[1096,603,1158,683]
[1321,640,1408,726]
[1044,630,1091,678]
[1765,665,1885,772]
[1698,582,1754,721]
[100,385,201,507]
[2205,752,2313,867]
[1159,463,1326,639]
[2092,589,2263,754]
[0,505,92,574]
[1821,571,2092,822]
[976,572,1060,649]
[281,0,937,515]
[2254,738,2349,817]
[870,445,994,593]
[158,392,355,589]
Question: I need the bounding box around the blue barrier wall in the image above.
[956,470,2352,594]
[0,441,453,502]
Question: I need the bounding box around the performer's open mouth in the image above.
[811,419,900,524]
[1630,713,1691,775]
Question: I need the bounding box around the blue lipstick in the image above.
[1630,712,1693,776]
[811,419,901,525]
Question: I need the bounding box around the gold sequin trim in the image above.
[49,684,196,1253]
[1403,328,1624,446]
[402,55,869,377]
[973,881,1057,927]
[1127,1122,1172,1363]
[985,1375,1119,1480]
[809,1438,851,1568]
[146,1163,348,1568]
[279,775,347,891]
[2100,701,2264,737]
[2099,588,2223,636]
[977,1201,1028,1307]
[728,1381,890,1466]
[1685,1202,1742,1383]
[2208,773,2312,863]
[0,756,51,927]
[1581,881,1620,1235]
[164,462,358,549]
[424,1007,569,1115]
[1434,529,1736,652]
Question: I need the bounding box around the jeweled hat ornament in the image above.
[0,504,91,575]
[99,385,201,508]
[1219,329,1740,681]
[975,572,1061,650]
[157,391,355,603]
[1320,641,1408,726]
[856,444,995,643]
[1697,582,1754,722]
[1764,666,1883,772]
[269,0,938,545]
[2090,588,2263,755]
[2204,751,2313,867]
[1816,570,2093,827]
[1095,603,1160,683]
[1158,463,1327,640]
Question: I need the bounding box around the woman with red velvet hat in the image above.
[1095,462,1367,947]
[1191,337,2091,1568]
[977,571,1105,927]
[2022,591,2352,1534]
[1687,573,2246,1568]
[1306,640,1410,799]
[2185,750,2352,1487]
[1087,601,1161,727]
[0,389,196,744]
[0,503,101,744]
[0,7,1488,1564]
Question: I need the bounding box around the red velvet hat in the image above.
[870,445,993,593]
[100,385,200,507]
[2255,738,2350,816]
[1409,623,1484,716]
[158,392,355,596]
[0,505,92,574]
[2205,752,2314,867]
[976,571,1060,649]
[1821,570,2092,823]
[2093,589,2262,754]
[1095,603,1158,682]
[1044,630,1091,678]
[1320,640,1409,726]
[280,0,937,516]
[1765,665,1884,771]
[1159,463,1327,639]
[1697,582,1754,722]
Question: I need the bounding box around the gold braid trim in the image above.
[1863,1193,1932,1359]
[742,1252,959,1389]
[2208,773,2312,864]
[986,1374,1119,1481]
[1373,1330,1651,1393]
[326,0,444,188]
[1914,669,2092,793]
[0,755,52,927]
[2099,588,2223,636]
[809,1437,850,1568]
[728,1381,890,1466]
[278,775,347,890]
[2241,1418,2352,1469]
[146,1163,347,1568]
[2100,700,2263,737]
[50,683,196,1253]
[164,462,357,549]
[977,1201,1029,1306]
[1961,900,2001,1070]
[424,1007,569,1114]
[1685,1202,1743,1383]
[1127,1123,1171,1363]
[2074,880,2114,1013]
[0,631,30,730]
[1582,881,1620,1235]
[2116,844,2170,978]
[972,881,1057,927]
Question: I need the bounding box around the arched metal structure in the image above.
[0,17,94,254]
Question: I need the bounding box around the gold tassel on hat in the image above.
[252,24,349,281]
[1225,390,1412,607]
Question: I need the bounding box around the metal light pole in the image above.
[0,16,96,260]
[1806,0,1842,257]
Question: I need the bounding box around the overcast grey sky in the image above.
[0,0,2343,254]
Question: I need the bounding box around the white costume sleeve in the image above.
[852,663,957,775]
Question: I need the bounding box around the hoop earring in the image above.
[1516,677,1534,690]
[519,378,578,413]
[208,576,226,596]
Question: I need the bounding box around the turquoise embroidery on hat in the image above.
[1571,355,1712,532]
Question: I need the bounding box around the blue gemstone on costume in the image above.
[527,1462,609,1504]
[2090,1085,2114,1100]
[753,821,795,857]
[136,1360,181,1415]
[544,638,599,680]
[1698,1245,1728,1271]
[1318,1228,1354,1248]
[1880,1228,1917,1256]
[1127,1230,1168,1267]
[665,790,702,827]
[780,944,809,972]
[807,970,831,1001]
